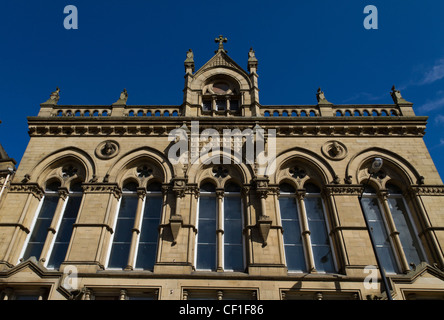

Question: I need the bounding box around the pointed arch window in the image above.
[361,183,425,273]
[108,181,162,270]
[22,180,83,269]
[47,182,82,269]
[386,183,424,267]
[22,181,61,262]
[278,182,335,273]
[135,182,162,270]
[108,182,138,269]
[196,181,244,272]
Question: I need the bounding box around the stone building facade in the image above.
[1,37,444,300]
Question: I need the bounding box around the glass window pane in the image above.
[305,197,324,220]
[279,197,298,220]
[108,243,131,269]
[199,197,217,219]
[284,245,306,272]
[224,244,243,271]
[196,244,216,270]
[203,100,212,111]
[135,243,157,270]
[197,220,216,244]
[362,197,399,273]
[23,195,59,260]
[223,196,243,270]
[118,196,138,217]
[388,197,423,266]
[136,196,162,270]
[47,243,67,269]
[282,219,302,244]
[197,196,217,270]
[279,197,305,272]
[47,195,82,269]
[216,100,227,111]
[224,197,241,220]
[230,100,239,111]
[108,195,137,269]
[312,245,335,273]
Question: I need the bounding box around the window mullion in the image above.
[40,188,69,265]
[216,189,224,272]
[378,190,410,272]
[126,188,146,270]
[297,190,315,272]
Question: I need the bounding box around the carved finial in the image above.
[42,87,60,105]
[215,35,228,53]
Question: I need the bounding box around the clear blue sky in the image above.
[0,0,443,181]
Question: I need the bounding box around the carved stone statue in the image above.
[113,88,128,105]
[390,85,410,104]
[101,141,117,156]
[316,87,331,104]
[184,49,195,73]
[42,87,60,105]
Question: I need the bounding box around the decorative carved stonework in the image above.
[95,140,120,160]
[409,185,444,196]
[257,215,273,247]
[323,185,364,196]
[169,214,183,245]
[9,183,45,200]
[321,140,348,161]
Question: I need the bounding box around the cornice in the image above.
[27,117,428,137]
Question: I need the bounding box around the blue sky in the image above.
[0,0,443,180]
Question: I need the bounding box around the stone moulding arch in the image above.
[186,151,254,186]
[271,147,337,185]
[106,146,174,186]
[27,147,96,186]
[346,147,422,185]
[191,67,252,93]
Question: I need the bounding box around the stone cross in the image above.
[215,35,227,52]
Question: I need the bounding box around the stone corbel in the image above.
[169,214,183,245]
[257,215,272,247]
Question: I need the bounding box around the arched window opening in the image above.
[108,181,139,269]
[108,178,163,271]
[22,181,61,262]
[47,181,83,269]
[278,179,335,273]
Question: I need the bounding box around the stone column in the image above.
[216,189,224,271]
[297,189,315,272]
[39,188,69,264]
[125,188,145,270]
[378,190,409,272]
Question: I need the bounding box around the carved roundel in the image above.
[321,140,348,161]
[95,140,120,160]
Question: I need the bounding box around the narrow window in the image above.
[196,183,217,271]
[304,183,335,273]
[22,181,61,261]
[279,183,306,272]
[223,182,243,271]
[135,182,162,270]
[108,182,138,269]
[386,183,424,267]
[46,182,82,269]
[361,185,399,273]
